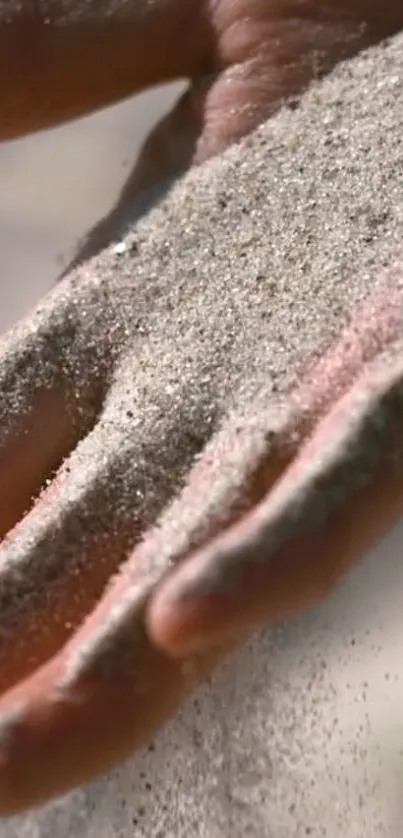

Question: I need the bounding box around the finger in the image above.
[0,609,223,815]
[0,352,215,697]
[0,0,209,139]
[0,376,224,813]
[0,280,106,537]
[147,263,403,654]
[148,343,403,656]
[0,402,149,694]
[2,0,403,141]
[201,1,403,164]
[54,1,403,274]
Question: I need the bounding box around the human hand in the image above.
[1,0,402,267]
[0,0,402,817]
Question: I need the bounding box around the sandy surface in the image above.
[1,34,403,838]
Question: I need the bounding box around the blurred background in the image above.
[0,81,185,332]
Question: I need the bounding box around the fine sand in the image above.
[2,31,403,838]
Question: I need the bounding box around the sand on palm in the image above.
[1,30,403,837]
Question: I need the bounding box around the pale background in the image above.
[0,81,186,331]
[1,83,403,836]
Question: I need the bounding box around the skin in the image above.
[0,0,402,816]
[2,0,402,266]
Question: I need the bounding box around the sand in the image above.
[0,81,185,332]
[2,29,403,837]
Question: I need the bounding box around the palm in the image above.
[1,36,403,810]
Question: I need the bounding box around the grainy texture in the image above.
[3,29,403,633]
[2,30,403,834]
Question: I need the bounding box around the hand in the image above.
[1,0,402,268]
[0,0,402,818]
